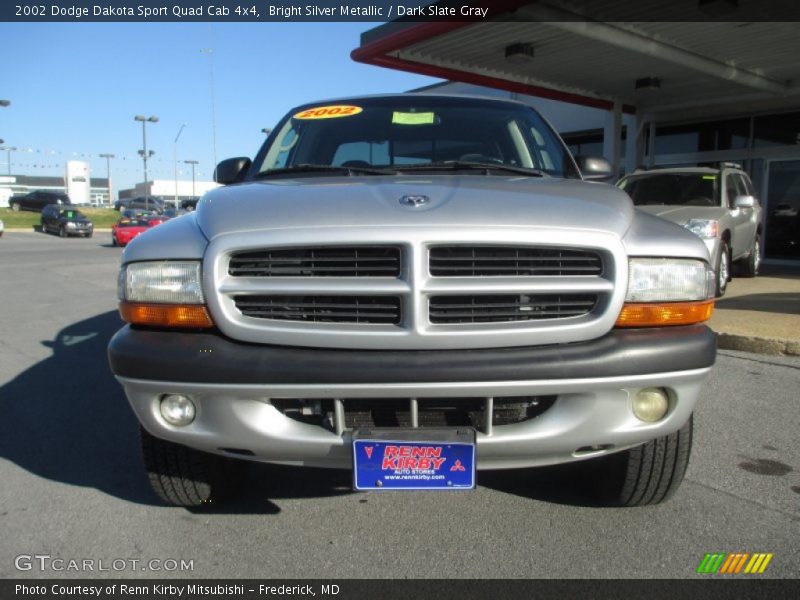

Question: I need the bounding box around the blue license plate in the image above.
[353,437,475,490]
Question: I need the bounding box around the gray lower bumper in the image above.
[110,326,715,469]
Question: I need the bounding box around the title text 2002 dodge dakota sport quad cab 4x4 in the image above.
[108,95,717,507]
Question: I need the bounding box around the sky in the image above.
[0,22,442,194]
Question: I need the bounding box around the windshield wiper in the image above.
[394,161,547,177]
[255,164,396,178]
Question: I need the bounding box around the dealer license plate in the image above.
[352,428,475,490]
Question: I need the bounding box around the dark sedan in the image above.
[10,190,72,213]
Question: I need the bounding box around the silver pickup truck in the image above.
[108,95,717,507]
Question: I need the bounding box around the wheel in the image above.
[86,232,93,238]
[139,426,247,507]
[714,241,730,297]
[11,202,20,212]
[111,235,118,247]
[589,415,693,507]
[58,226,67,238]
[738,233,760,278]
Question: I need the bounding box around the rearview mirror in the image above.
[733,195,756,209]
[575,156,614,182]
[214,157,251,185]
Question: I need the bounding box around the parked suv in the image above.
[617,165,761,296]
[109,95,717,507]
[115,196,165,213]
[10,190,72,213]
[40,205,93,238]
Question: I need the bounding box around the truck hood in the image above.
[195,175,634,240]
[635,205,724,225]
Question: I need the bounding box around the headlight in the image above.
[119,261,204,304]
[65,221,77,229]
[117,261,213,329]
[684,219,719,239]
[626,258,712,302]
[616,258,715,327]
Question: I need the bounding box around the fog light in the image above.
[160,394,196,426]
[632,388,669,422]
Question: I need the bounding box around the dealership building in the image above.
[354,4,800,261]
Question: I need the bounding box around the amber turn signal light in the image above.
[615,300,714,328]
[119,302,214,329]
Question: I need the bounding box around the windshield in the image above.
[254,97,580,179]
[619,173,719,207]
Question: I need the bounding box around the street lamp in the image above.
[261,128,272,136]
[0,100,9,107]
[173,123,186,208]
[134,115,158,210]
[99,153,115,205]
[0,146,17,176]
[184,160,199,199]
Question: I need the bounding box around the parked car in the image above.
[115,196,165,213]
[40,205,94,238]
[180,197,199,211]
[0,218,4,237]
[617,164,762,296]
[110,94,717,508]
[111,215,168,246]
[10,190,72,213]
[111,217,150,246]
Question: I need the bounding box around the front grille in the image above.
[430,246,602,276]
[233,295,401,324]
[271,396,556,432]
[229,246,401,277]
[429,294,597,324]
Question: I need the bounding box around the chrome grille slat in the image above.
[430,245,602,277]
[229,246,401,278]
[429,294,598,324]
[233,295,402,324]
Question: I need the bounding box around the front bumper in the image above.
[109,325,716,469]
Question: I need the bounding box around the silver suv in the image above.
[617,165,762,296]
[109,95,717,508]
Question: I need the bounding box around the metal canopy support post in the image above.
[604,101,623,180]
[647,120,657,168]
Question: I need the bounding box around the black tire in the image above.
[589,415,693,507]
[58,226,67,238]
[86,232,93,239]
[111,235,118,247]
[714,241,730,297]
[738,233,760,278]
[139,426,247,507]
[11,202,20,212]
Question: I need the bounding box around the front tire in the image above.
[715,241,730,297]
[139,427,247,507]
[738,233,760,278]
[58,226,67,238]
[590,415,693,506]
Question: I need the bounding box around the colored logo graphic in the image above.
[696,553,773,574]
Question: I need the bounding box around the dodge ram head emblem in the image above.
[399,194,430,207]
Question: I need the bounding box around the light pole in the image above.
[261,128,272,136]
[201,47,218,167]
[99,153,115,205]
[0,146,17,176]
[0,100,9,107]
[173,123,186,208]
[134,115,158,210]
[184,160,199,199]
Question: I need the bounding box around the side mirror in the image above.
[214,157,251,185]
[575,155,614,182]
[733,195,756,209]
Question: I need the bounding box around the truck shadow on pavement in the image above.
[0,310,600,513]
[715,292,800,315]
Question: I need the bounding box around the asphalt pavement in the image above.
[0,231,798,579]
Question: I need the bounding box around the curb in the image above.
[4,227,113,232]
[716,332,800,357]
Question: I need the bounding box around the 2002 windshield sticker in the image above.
[293,105,363,120]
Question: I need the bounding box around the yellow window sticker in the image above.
[702,175,716,180]
[293,105,363,120]
[392,111,436,125]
